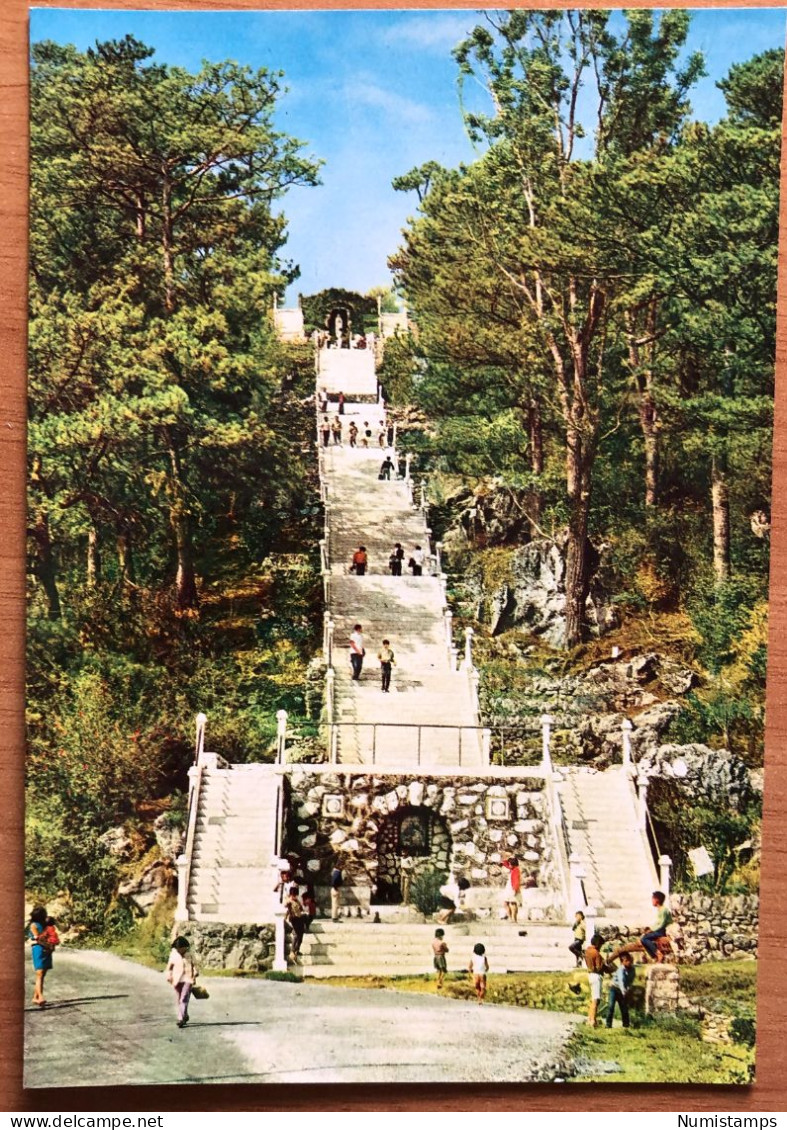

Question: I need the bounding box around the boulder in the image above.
[118,859,176,914]
[153,813,185,861]
[99,825,133,859]
[644,744,754,810]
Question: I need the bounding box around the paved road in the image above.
[24,950,579,1088]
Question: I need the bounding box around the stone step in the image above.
[298,955,574,977]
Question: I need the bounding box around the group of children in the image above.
[431,929,489,1004]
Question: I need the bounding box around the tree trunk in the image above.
[627,300,660,507]
[161,170,175,314]
[171,501,199,609]
[712,454,731,584]
[116,529,136,584]
[564,446,592,649]
[527,396,543,534]
[641,393,659,508]
[30,511,61,619]
[86,524,101,587]
[166,436,198,609]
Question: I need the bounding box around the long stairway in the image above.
[298,920,573,978]
[187,763,280,922]
[559,768,657,923]
[319,354,481,767]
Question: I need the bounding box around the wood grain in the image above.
[2,0,785,1110]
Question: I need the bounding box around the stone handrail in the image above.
[176,759,204,920]
[627,768,661,887]
[544,773,572,919]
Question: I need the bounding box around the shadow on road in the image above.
[25,994,129,1012]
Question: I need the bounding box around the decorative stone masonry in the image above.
[284,770,560,903]
[645,965,693,1014]
[670,892,758,962]
[601,892,758,964]
[173,921,276,972]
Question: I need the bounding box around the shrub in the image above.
[409,865,447,916]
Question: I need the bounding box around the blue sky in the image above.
[31,8,787,303]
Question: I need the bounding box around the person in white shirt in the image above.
[166,937,198,1028]
[410,545,425,577]
[349,624,365,681]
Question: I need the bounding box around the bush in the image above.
[409,865,447,916]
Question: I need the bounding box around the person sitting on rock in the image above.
[640,891,673,962]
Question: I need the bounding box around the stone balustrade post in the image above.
[176,854,188,920]
[420,482,427,511]
[444,609,453,657]
[405,453,412,484]
[392,421,398,451]
[568,854,587,915]
[659,854,673,898]
[482,728,492,766]
[540,713,553,774]
[470,668,481,716]
[435,541,442,576]
[323,611,331,654]
[187,762,200,799]
[584,905,597,944]
[622,717,633,771]
[195,712,207,762]
[276,709,288,766]
[327,619,335,669]
[637,774,649,831]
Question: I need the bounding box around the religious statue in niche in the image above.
[398,810,429,856]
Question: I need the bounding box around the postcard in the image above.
[23,6,784,1087]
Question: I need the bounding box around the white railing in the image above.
[544,772,572,919]
[176,712,210,920]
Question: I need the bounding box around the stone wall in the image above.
[670,892,758,961]
[603,892,758,963]
[284,769,562,904]
[173,921,276,972]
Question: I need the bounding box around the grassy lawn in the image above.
[324,961,757,1084]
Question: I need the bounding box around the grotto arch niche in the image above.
[373,805,451,905]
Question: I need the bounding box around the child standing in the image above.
[166,936,198,1029]
[468,942,489,1004]
[432,928,449,990]
[606,952,636,1029]
[584,932,607,1028]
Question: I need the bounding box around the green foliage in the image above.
[26,37,324,931]
[650,780,760,892]
[300,288,378,333]
[408,866,447,916]
[377,332,420,406]
[688,576,767,675]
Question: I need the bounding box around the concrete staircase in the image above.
[559,767,657,924]
[296,920,574,978]
[319,393,482,767]
[317,347,377,397]
[187,763,281,922]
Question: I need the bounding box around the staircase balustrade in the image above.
[622,717,633,770]
[276,709,289,766]
[177,759,204,921]
[543,776,571,919]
